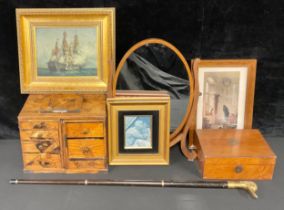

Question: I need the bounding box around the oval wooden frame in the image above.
[112,38,194,147]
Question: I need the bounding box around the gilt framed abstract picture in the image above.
[16,8,115,93]
[107,94,170,165]
[195,60,256,130]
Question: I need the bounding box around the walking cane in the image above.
[10,179,258,199]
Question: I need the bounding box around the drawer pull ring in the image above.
[235,165,243,173]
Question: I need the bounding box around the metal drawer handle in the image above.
[81,129,90,135]
[235,165,243,174]
[81,147,93,156]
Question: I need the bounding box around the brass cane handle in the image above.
[228,181,258,199]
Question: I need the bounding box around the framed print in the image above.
[107,95,170,165]
[195,59,256,130]
[16,8,115,93]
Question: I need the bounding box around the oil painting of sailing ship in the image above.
[36,28,97,76]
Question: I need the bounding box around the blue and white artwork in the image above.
[124,115,152,149]
[36,27,97,76]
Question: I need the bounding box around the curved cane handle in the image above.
[228,181,258,199]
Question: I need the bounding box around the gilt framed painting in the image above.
[195,59,257,130]
[107,94,170,165]
[16,8,115,93]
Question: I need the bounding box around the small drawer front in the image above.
[23,153,61,170]
[65,122,104,138]
[22,141,60,154]
[20,130,58,142]
[19,121,58,130]
[68,139,105,159]
[67,159,106,170]
[203,163,275,180]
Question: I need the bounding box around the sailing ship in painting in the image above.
[48,32,86,71]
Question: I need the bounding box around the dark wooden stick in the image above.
[9,179,258,198]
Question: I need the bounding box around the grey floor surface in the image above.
[0,137,283,210]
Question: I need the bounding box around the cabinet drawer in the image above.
[20,130,58,141]
[67,159,106,170]
[22,141,60,154]
[19,121,58,130]
[23,153,61,170]
[65,122,104,138]
[203,163,275,180]
[67,139,105,159]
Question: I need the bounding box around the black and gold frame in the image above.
[107,94,170,165]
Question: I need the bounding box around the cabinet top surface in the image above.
[18,94,106,119]
[196,129,276,158]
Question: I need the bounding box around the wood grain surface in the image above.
[67,139,105,159]
[195,129,277,180]
[18,94,107,173]
[65,123,104,138]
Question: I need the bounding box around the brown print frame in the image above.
[189,59,257,147]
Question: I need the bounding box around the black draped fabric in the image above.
[117,52,189,99]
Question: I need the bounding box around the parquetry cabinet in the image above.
[18,94,107,173]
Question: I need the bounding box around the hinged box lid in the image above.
[18,94,106,120]
[196,129,276,159]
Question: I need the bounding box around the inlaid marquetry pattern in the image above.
[18,94,108,173]
[19,120,61,172]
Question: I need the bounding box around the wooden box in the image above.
[195,129,276,180]
[18,94,108,173]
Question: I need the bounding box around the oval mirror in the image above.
[113,38,193,146]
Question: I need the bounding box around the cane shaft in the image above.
[10,179,227,188]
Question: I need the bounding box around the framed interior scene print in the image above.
[107,94,170,165]
[16,8,115,93]
[195,59,256,129]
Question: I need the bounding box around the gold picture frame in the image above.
[16,8,115,93]
[107,94,170,165]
